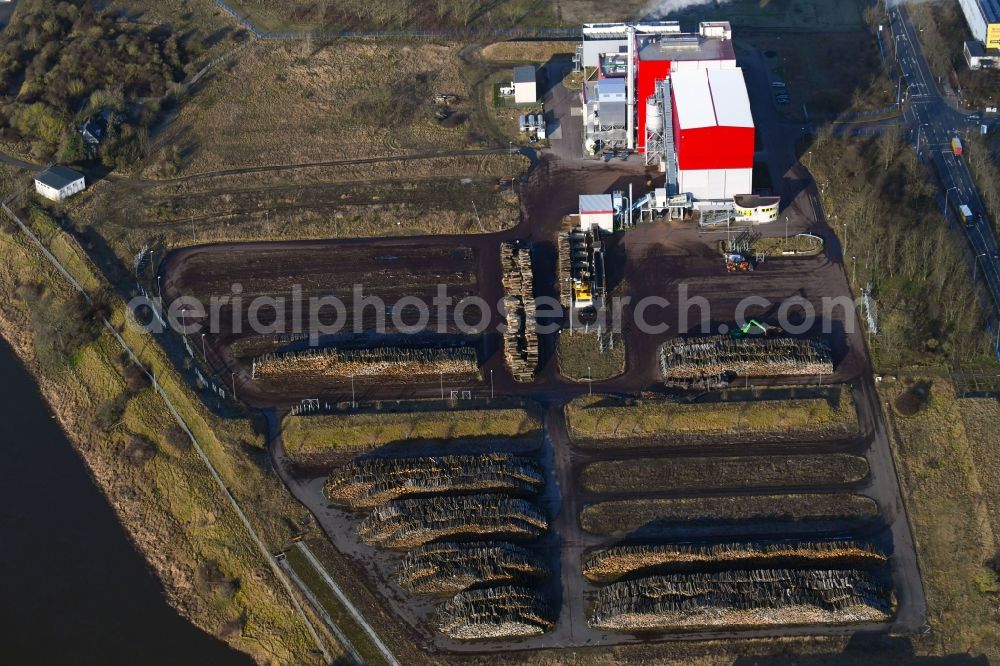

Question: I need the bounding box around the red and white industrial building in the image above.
[581,20,755,201]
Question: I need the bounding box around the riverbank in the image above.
[0,338,253,664]
[0,180,337,663]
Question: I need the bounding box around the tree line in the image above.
[0,0,216,168]
[810,127,994,367]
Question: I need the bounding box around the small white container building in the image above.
[579,194,615,233]
[513,65,537,104]
[34,165,86,202]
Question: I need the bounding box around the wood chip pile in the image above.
[438,586,555,639]
[253,346,478,380]
[325,454,545,508]
[397,541,547,595]
[500,242,539,382]
[582,541,888,583]
[659,335,833,386]
[357,494,548,549]
[590,569,893,631]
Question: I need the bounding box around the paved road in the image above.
[891,5,1000,337]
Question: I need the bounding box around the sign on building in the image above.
[988,23,1000,49]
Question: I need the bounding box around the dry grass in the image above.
[580,454,869,494]
[565,386,858,448]
[882,378,1000,655]
[145,40,474,177]
[557,332,625,381]
[580,494,879,537]
[481,41,575,63]
[959,398,1000,544]
[282,406,542,462]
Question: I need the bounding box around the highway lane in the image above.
[890,5,1000,343]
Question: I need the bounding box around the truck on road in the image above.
[959,204,975,225]
[952,136,963,156]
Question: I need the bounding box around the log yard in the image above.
[5,0,1000,663]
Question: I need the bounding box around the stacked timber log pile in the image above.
[583,541,888,583]
[500,242,539,381]
[254,346,478,380]
[334,446,556,638]
[325,454,544,508]
[438,586,555,639]
[659,335,833,387]
[398,542,547,595]
[357,494,548,549]
[590,569,893,631]
[557,232,572,309]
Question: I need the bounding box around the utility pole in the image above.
[440,372,444,400]
[201,333,206,358]
[588,366,592,396]
[945,186,957,215]
[490,369,494,400]
[231,371,237,402]
[351,374,356,408]
[852,256,857,284]
[974,252,986,283]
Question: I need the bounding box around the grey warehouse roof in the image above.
[35,165,84,190]
[638,36,735,62]
[579,193,614,213]
[597,101,627,127]
[513,66,535,83]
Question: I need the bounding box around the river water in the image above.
[0,339,252,665]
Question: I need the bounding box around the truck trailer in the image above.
[952,137,964,157]
[959,204,975,225]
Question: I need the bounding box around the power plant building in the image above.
[581,20,755,201]
[671,67,754,200]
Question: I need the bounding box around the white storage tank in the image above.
[646,98,662,134]
[519,115,527,132]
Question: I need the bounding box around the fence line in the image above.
[0,201,335,664]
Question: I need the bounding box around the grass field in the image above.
[883,378,1000,655]
[282,405,543,464]
[145,41,474,177]
[580,493,878,537]
[557,331,626,382]
[227,0,555,32]
[565,386,858,448]
[0,183,332,662]
[580,453,869,494]
[960,398,1000,544]
[480,41,575,63]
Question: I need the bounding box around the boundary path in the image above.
[294,541,401,666]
